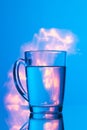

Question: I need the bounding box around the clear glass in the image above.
[13,50,66,113]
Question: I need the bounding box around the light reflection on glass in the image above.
[20,113,64,130]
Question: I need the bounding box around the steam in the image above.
[21,28,77,55]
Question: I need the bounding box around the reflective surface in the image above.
[20,113,64,130]
[1,104,87,130]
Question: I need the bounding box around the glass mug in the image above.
[13,50,66,113]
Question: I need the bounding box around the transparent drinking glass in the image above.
[13,50,66,113]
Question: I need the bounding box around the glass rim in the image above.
[25,50,67,53]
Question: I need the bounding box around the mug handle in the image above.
[13,58,29,101]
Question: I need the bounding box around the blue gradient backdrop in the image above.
[0,0,87,129]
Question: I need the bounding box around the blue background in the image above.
[0,0,87,129]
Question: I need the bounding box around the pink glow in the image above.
[44,120,59,130]
[6,105,29,130]
[21,28,77,54]
[43,68,54,89]
[42,67,60,104]
[5,69,27,106]
[5,69,29,129]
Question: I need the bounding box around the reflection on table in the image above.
[20,113,64,130]
[5,104,87,130]
[6,104,64,130]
